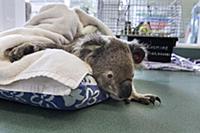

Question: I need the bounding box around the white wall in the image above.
[0,0,25,31]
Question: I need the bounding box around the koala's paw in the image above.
[128,93,161,105]
[5,43,35,62]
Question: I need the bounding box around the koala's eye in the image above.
[107,73,113,78]
[105,71,113,79]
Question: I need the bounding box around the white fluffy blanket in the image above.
[0,4,112,95]
[0,49,92,95]
[0,4,113,60]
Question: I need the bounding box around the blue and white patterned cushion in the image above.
[0,75,109,110]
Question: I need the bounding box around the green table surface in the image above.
[0,70,200,133]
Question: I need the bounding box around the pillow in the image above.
[0,75,109,110]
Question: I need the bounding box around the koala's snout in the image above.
[118,80,132,99]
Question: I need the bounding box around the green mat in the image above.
[0,70,199,133]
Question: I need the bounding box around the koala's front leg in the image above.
[128,84,161,105]
[4,41,61,62]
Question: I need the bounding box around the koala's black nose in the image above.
[119,80,132,99]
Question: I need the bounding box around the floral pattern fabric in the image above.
[0,75,109,110]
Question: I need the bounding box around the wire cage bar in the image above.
[97,0,182,38]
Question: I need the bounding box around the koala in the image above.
[4,33,161,105]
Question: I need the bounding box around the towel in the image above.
[142,53,200,72]
[0,4,113,59]
[0,49,92,95]
[0,4,113,95]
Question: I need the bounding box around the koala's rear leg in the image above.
[128,85,161,105]
[5,41,63,62]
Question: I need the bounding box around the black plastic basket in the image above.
[127,35,178,63]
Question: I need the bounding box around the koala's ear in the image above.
[82,42,102,51]
[81,33,109,50]
[128,40,146,64]
[78,33,109,60]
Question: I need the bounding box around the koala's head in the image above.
[76,34,146,100]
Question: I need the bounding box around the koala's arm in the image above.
[128,83,161,105]
[5,41,64,62]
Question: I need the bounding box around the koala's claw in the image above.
[5,43,35,62]
[129,94,161,105]
[144,95,161,105]
[124,99,131,104]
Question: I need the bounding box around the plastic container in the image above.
[127,35,178,63]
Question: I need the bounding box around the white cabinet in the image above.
[0,0,25,31]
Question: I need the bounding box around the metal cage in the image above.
[97,0,182,38]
